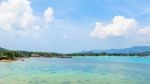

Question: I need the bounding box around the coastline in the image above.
[0,55,149,62]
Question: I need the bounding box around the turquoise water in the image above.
[0,56,150,84]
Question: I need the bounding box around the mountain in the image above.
[0,47,6,51]
[82,46,150,54]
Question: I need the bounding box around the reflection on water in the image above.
[0,56,150,84]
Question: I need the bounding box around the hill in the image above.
[0,47,6,51]
[82,46,150,54]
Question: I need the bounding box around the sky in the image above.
[0,0,150,53]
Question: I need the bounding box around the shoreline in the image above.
[0,55,149,62]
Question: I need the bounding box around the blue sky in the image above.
[0,0,150,53]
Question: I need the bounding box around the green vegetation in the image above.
[0,49,63,60]
[66,52,150,57]
[0,47,150,61]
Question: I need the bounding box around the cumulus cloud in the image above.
[0,0,54,38]
[44,7,54,24]
[91,16,137,39]
[90,16,150,39]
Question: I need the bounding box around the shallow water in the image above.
[0,56,150,84]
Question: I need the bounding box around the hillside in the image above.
[0,47,6,50]
[82,46,150,54]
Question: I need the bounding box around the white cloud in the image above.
[0,0,54,38]
[90,15,150,44]
[91,16,137,39]
[44,7,54,24]
[139,26,150,36]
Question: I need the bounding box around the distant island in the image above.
[0,46,150,61]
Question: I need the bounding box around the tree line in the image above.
[0,50,150,60]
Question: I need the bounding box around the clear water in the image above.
[0,56,150,84]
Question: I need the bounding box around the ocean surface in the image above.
[0,56,150,84]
